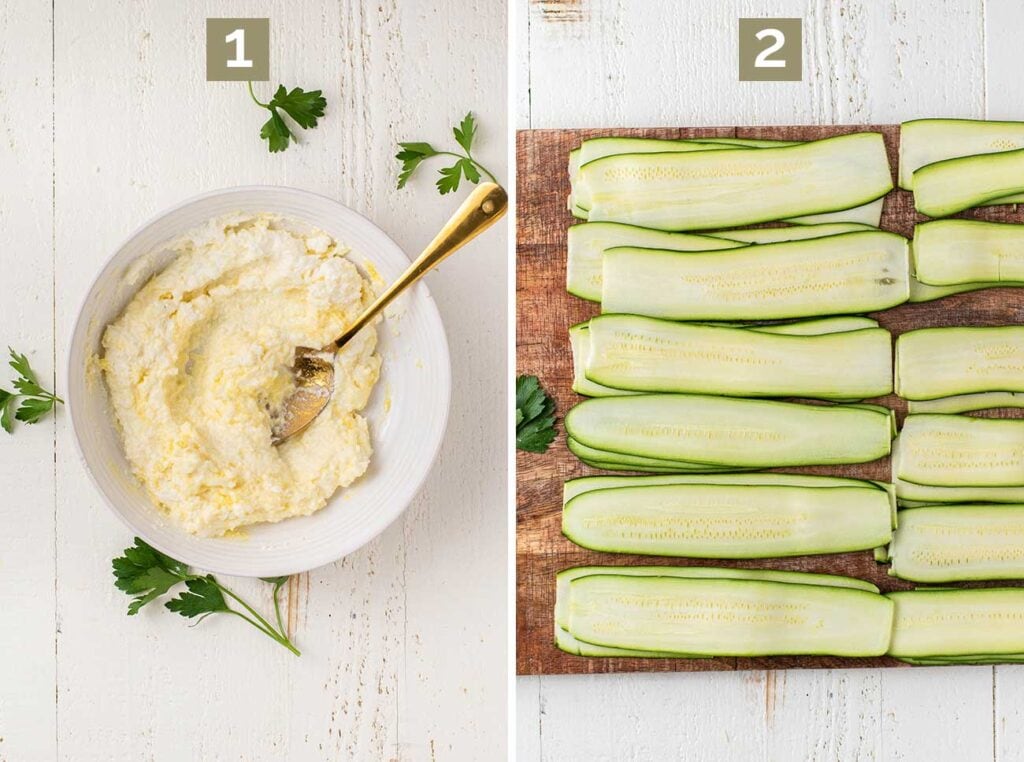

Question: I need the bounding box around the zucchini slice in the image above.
[908,392,1024,414]
[784,197,885,226]
[580,133,892,231]
[896,326,1024,400]
[563,472,887,504]
[895,414,1024,488]
[601,232,910,321]
[566,437,747,473]
[569,323,639,397]
[747,316,880,335]
[888,588,1024,659]
[889,504,1024,583]
[562,482,892,558]
[584,314,892,399]
[899,118,1024,193]
[554,565,879,657]
[913,149,1024,217]
[913,220,1024,285]
[704,221,876,244]
[568,574,893,657]
[908,278,1024,303]
[566,221,743,301]
[565,395,893,468]
[894,476,1024,505]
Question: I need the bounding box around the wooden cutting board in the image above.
[516,124,1024,676]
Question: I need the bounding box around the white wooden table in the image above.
[0,2,506,760]
[516,1,1024,759]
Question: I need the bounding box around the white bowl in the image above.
[67,186,450,577]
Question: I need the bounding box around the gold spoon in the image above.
[271,181,508,444]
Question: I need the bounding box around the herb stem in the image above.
[247,80,269,109]
[272,581,287,637]
[220,584,301,656]
[434,150,499,184]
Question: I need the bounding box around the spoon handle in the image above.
[334,182,508,349]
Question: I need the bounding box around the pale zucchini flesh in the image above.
[566,437,747,473]
[704,221,876,244]
[566,221,743,301]
[899,118,1024,191]
[896,326,1024,400]
[896,414,1024,488]
[565,395,893,468]
[908,392,1024,414]
[908,278,1024,303]
[913,148,1024,217]
[563,472,888,504]
[888,589,1024,658]
[562,483,892,558]
[584,314,892,399]
[889,504,1024,583]
[568,575,894,657]
[601,232,910,321]
[569,323,639,397]
[913,220,1024,286]
[785,197,885,226]
[894,476,1024,505]
[582,133,892,231]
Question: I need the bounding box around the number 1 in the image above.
[754,28,786,68]
[225,28,253,68]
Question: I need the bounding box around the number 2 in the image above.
[225,28,253,69]
[754,28,786,68]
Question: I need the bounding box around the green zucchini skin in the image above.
[895,326,1024,400]
[584,314,892,399]
[888,588,1024,658]
[601,232,910,321]
[899,118,1024,191]
[566,221,743,302]
[580,133,892,231]
[704,222,876,244]
[568,574,894,657]
[562,483,892,558]
[784,198,884,226]
[889,504,1024,583]
[895,415,1024,488]
[565,395,893,468]
[913,220,1024,285]
[913,148,1024,217]
[907,392,1024,414]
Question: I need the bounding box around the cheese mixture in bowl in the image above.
[100,214,381,537]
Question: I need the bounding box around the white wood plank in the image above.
[536,672,768,761]
[50,0,506,759]
[766,669,881,761]
[517,677,542,761]
[881,666,994,761]
[0,2,56,760]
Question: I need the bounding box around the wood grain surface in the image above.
[516,124,1024,676]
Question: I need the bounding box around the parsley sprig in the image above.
[113,538,300,656]
[396,112,499,194]
[0,348,62,433]
[516,375,556,453]
[247,82,327,153]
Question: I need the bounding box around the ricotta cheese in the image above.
[101,214,381,536]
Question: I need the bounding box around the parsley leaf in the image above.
[1,348,63,433]
[247,82,327,154]
[112,537,301,655]
[395,111,500,194]
[516,375,557,453]
[166,576,230,622]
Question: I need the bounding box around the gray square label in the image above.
[738,18,802,82]
[206,18,269,82]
